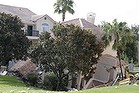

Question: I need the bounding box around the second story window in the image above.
[27,25,33,36]
[42,23,49,32]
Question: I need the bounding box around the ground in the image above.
[0,76,139,93]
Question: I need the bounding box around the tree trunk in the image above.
[56,69,63,91]
[67,75,72,88]
[56,76,62,91]
[41,69,45,83]
[77,71,82,90]
[117,50,124,80]
[83,77,94,89]
[82,79,86,89]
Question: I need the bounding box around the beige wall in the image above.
[94,55,118,82]
[86,27,117,57]
[35,16,55,34]
[102,40,117,57]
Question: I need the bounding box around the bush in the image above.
[43,72,58,90]
[26,72,39,86]
[43,72,68,91]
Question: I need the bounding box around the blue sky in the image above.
[1,0,139,25]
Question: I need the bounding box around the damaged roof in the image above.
[10,59,36,75]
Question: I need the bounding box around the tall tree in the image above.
[54,0,75,21]
[61,25,104,90]
[31,24,104,90]
[102,19,133,79]
[31,31,69,90]
[0,13,30,65]
[122,25,138,64]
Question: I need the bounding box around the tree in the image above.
[0,13,30,65]
[31,24,104,90]
[31,31,69,90]
[122,25,138,64]
[102,19,133,79]
[54,0,75,21]
[52,24,104,90]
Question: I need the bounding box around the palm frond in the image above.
[54,0,75,21]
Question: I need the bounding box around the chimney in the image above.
[87,12,96,24]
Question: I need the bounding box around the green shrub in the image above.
[43,72,58,90]
[26,72,39,86]
[44,72,68,91]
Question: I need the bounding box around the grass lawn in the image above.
[0,76,52,93]
[0,76,139,93]
[72,85,139,93]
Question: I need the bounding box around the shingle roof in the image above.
[0,4,56,24]
[10,59,36,75]
[62,18,82,27]
[31,15,44,21]
[31,14,56,23]
[62,18,104,40]
[0,4,36,24]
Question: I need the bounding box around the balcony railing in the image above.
[26,30,39,37]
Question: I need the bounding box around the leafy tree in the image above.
[102,19,133,79]
[54,0,75,21]
[31,31,68,90]
[0,13,30,65]
[122,25,138,64]
[31,24,104,90]
[53,24,104,90]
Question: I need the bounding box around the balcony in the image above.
[26,30,39,37]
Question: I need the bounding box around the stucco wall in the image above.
[102,40,117,57]
[35,16,55,34]
[94,55,118,82]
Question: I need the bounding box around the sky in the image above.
[0,0,139,25]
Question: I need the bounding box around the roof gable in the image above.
[31,14,56,23]
[62,18,104,40]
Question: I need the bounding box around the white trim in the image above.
[26,36,39,40]
[0,71,7,76]
[79,18,84,28]
[34,14,56,23]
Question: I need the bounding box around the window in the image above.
[42,23,49,32]
[27,25,33,36]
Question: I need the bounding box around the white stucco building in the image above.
[0,4,56,40]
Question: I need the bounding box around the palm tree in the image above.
[102,19,133,79]
[54,0,75,21]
